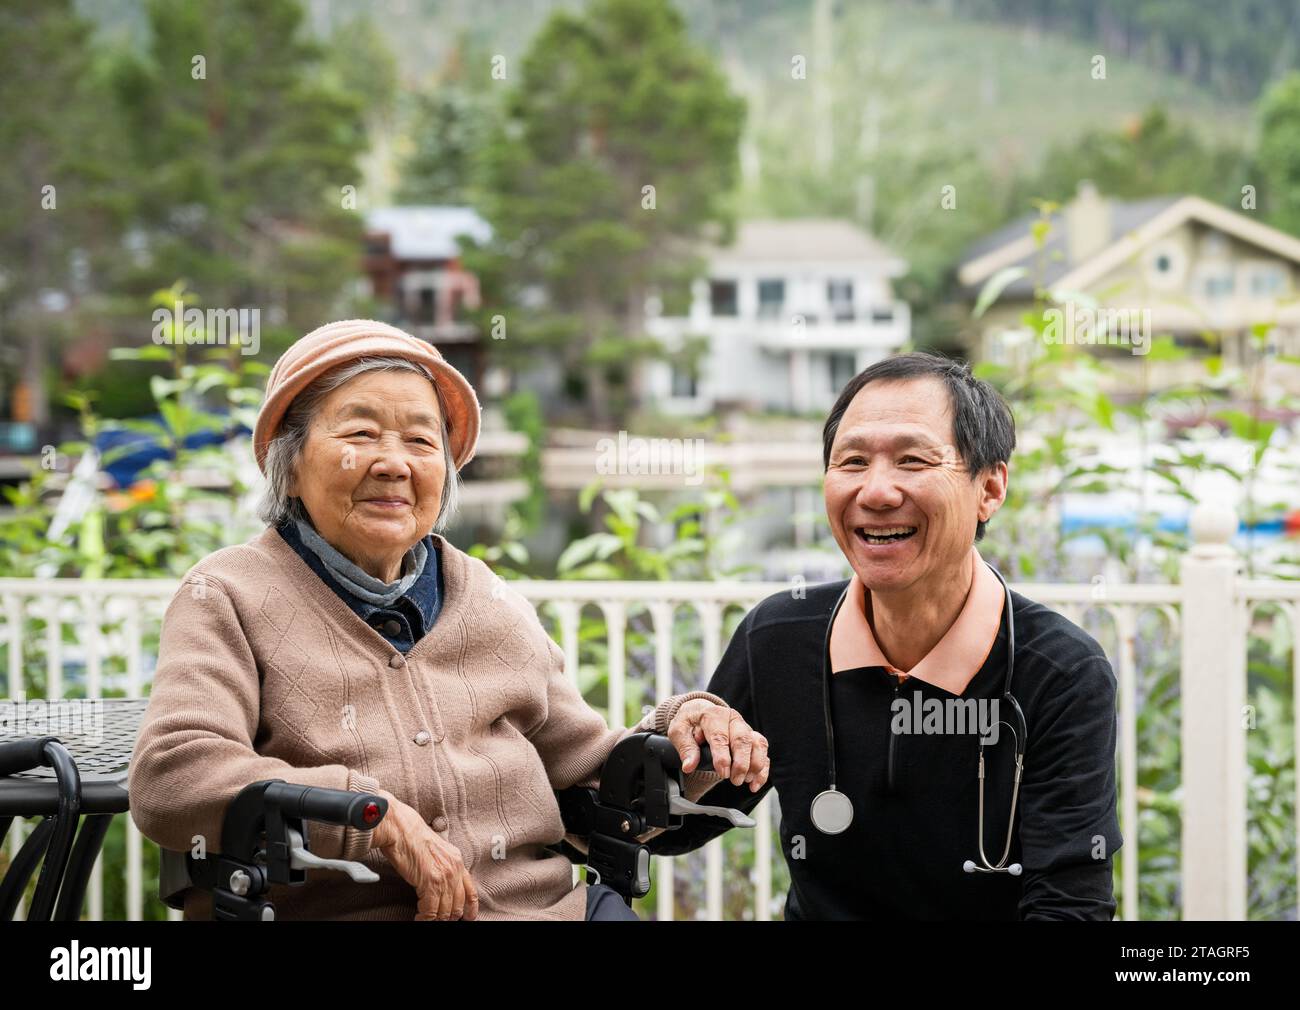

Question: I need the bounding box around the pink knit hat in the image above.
[252,319,481,474]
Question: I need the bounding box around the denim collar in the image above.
[275,518,442,648]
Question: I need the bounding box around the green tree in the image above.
[960,0,1300,100]
[1017,107,1248,209]
[106,0,375,331]
[0,0,125,426]
[1258,73,1300,239]
[470,0,745,426]
[397,38,498,206]
[323,13,400,148]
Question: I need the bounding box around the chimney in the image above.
[1065,180,1111,265]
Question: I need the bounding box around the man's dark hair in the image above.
[821,352,1016,542]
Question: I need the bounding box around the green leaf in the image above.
[578,480,603,514]
[111,346,174,362]
[972,266,1028,319]
[1091,392,1115,430]
[634,500,659,524]
[1144,335,1189,362]
[114,419,171,440]
[556,533,621,573]
[150,376,187,402]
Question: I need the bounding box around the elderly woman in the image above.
[129,319,769,921]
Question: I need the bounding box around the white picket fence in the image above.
[1,503,1295,919]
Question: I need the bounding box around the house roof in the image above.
[365,206,492,261]
[957,197,1179,298]
[957,194,1300,300]
[712,218,905,272]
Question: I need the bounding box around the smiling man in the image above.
[651,352,1123,920]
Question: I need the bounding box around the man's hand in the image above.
[665,699,769,792]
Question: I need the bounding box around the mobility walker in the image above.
[0,698,754,920]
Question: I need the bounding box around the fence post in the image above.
[1179,502,1246,920]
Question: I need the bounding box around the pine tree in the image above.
[1259,74,1300,239]
[471,0,745,426]
[0,0,122,427]
[107,0,377,335]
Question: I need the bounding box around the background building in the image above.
[363,206,492,390]
[646,219,910,415]
[958,182,1300,393]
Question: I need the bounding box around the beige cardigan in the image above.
[128,526,725,920]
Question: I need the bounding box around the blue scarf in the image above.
[293,517,428,607]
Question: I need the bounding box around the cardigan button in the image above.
[414,730,431,746]
[389,653,405,669]
[432,815,449,832]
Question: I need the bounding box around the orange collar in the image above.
[828,546,1005,697]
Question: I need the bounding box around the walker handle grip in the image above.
[0,736,58,777]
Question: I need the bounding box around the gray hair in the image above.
[257,356,461,533]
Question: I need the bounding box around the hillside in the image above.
[74,0,1259,297]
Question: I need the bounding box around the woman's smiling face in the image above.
[823,376,1006,594]
[289,368,447,581]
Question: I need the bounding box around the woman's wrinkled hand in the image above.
[665,700,770,792]
[370,789,479,921]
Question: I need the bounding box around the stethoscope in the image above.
[809,560,1027,877]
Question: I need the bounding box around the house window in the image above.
[1202,271,1234,299]
[1144,241,1186,290]
[1249,265,1286,297]
[757,279,785,319]
[990,327,1034,366]
[828,280,855,322]
[829,352,857,394]
[670,361,697,398]
[710,280,738,317]
[417,286,438,323]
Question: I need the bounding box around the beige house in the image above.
[956,183,1300,391]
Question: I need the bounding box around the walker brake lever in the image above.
[666,779,756,828]
[285,825,380,883]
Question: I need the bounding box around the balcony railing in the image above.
[0,505,1294,920]
[648,302,912,353]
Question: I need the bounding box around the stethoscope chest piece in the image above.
[810,788,854,835]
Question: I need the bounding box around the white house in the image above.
[645,219,911,415]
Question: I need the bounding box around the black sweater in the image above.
[649,579,1123,920]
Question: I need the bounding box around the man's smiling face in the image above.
[823,376,1005,594]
